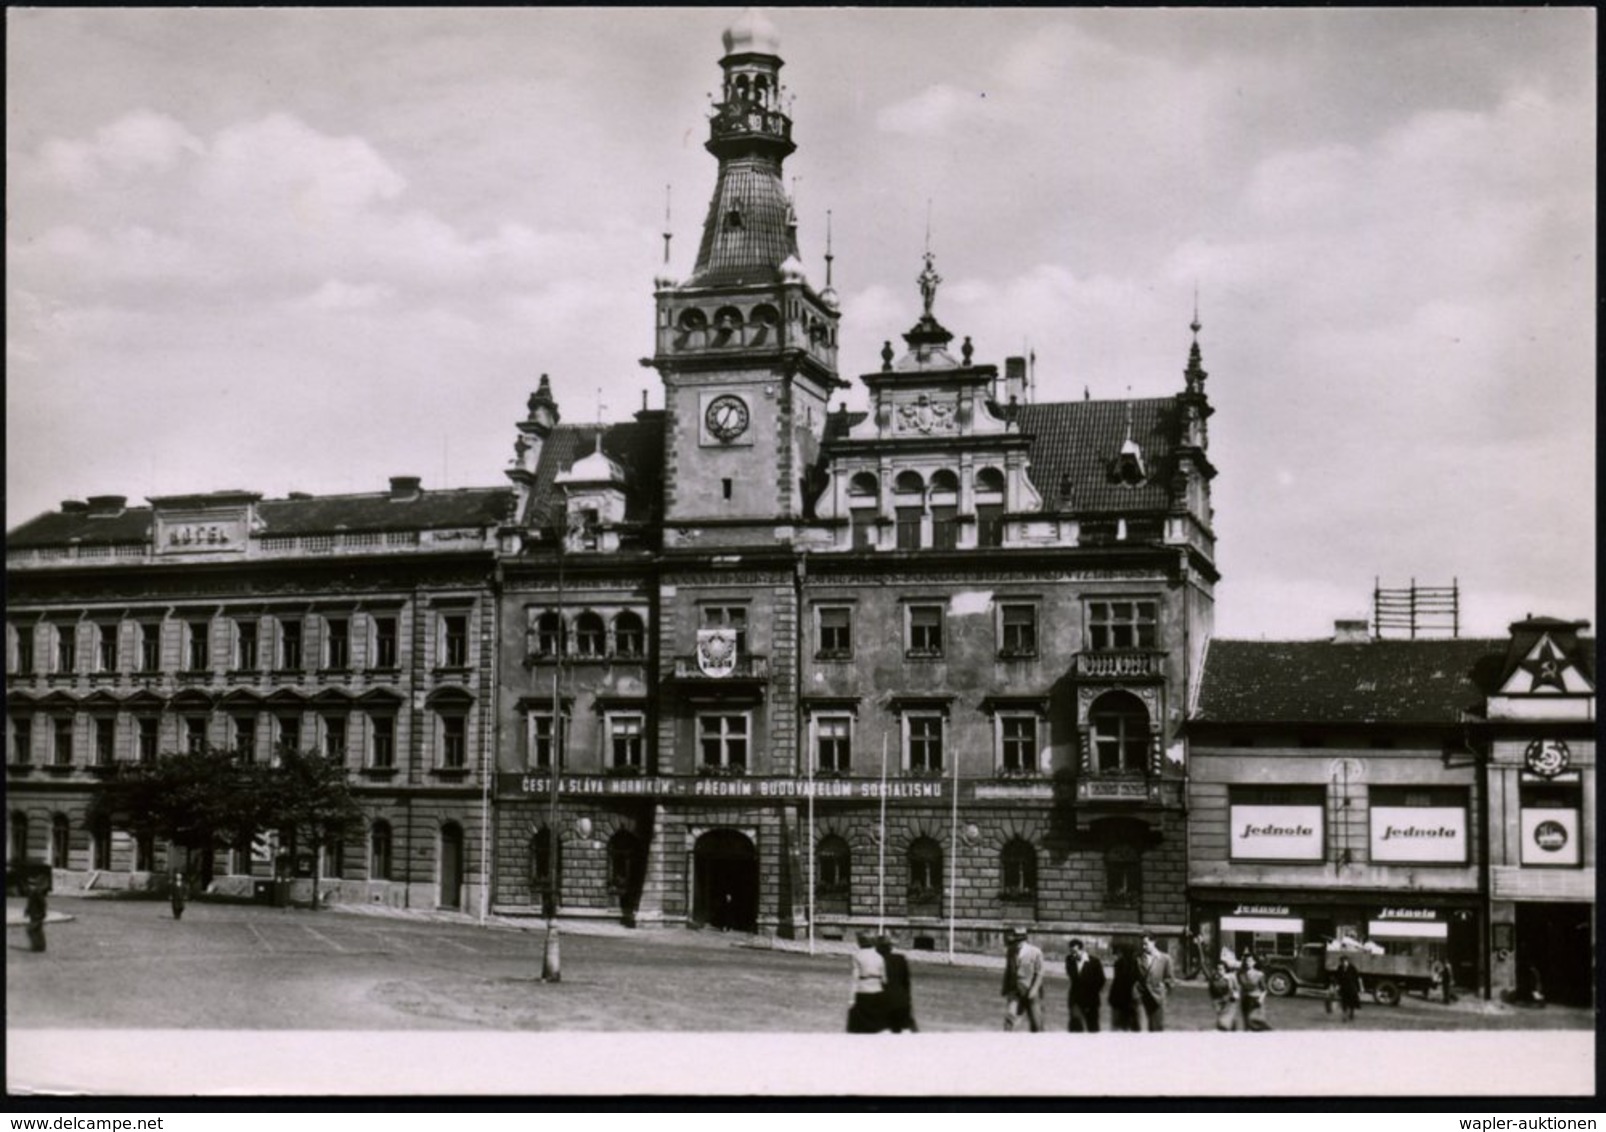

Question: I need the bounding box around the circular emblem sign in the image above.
[1524,738,1570,778]
[1533,820,1568,853]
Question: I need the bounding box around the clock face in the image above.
[705,394,750,442]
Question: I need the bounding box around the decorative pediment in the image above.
[1498,634,1594,696]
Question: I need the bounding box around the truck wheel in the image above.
[1266,970,1296,997]
[1374,981,1401,1006]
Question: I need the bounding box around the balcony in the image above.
[669,655,769,682]
[1075,650,1164,681]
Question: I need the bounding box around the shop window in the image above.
[1087,599,1158,650]
[698,714,749,773]
[906,604,944,658]
[1000,839,1037,903]
[907,837,943,907]
[371,615,399,669]
[370,821,393,881]
[1088,691,1150,774]
[614,611,646,659]
[816,607,853,659]
[999,603,1037,657]
[905,714,944,774]
[814,715,852,775]
[1105,844,1141,909]
[528,712,569,771]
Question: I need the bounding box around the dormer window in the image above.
[725,207,743,230]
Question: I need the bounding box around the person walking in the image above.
[1208,957,1242,1031]
[847,930,887,1033]
[1236,952,1272,1031]
[1064,938,1105,1032]
[24,878,49,953]
[1107,941,1143,1031]
[877,935,918,1033]
[1001,926,1045,1032]
[1333,955,1364,1023]
[1135,931,1176,1032]
[170,870,187,921]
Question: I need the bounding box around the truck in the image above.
[1260,941,1440,1006]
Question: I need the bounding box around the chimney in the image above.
[61,499,89,513]
[1333,619,1371,644]
[85,495,127,518]
[389,476,423,502]
[1003,356,1027,405]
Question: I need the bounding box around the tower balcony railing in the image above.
[709,104,792,144]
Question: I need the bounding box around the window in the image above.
[50,814,70,868]
[698,713,749,771]
[323,836,345,880]
[1000,839,1037,901]
[906,604,944,657]
[1105,845,1142,909]
[278,619,303,670]
[11,717,33,765]
[276,714,301,753]
[440,714,468,769]
[231,833,253,876]
[137,623,160,672]
[816,607,852,658]
[135,833,155,872]
[848,471,880,552]
[13,626,36,675]
[574,612,605,659]
[323,715,347,760]
[185,621,209,672]
[324,618,349,670]
[608,830,641,896]
[136,717,159,763]
[815,715,852,774]
[441,615,469,668]
[1089,690,1150,774]
[999,716,1037,775]
[96,623,118,672]
[370,821,393,881]
[907,837,943,905]
[906,713,944,774]
[929,469,960,550]
[895,505,923,550]
[533,612,565,659]
[184,717,207,754]
[1000,603,1037,657]
[369,715,395,769]
[1371,786,1468,808]
[235,619,258,671]
[91,819,112,870]
[93,717,115,766]
[528,712,569,771]
[1087,599,1158,650]
[702,606,748,654]
[233,715,257,761]
[817,834,851,903]
[975,467,1006,548]
[609,714,644,771]
[372,615,398,669]
[614,612,646,659]
[531,827,559,900]
[56,624,77,674]
[52,717,73,766]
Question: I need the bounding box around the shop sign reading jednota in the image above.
[1229,805,1324,861]
[1369,806,1468,864]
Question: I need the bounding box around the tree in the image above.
[262,747,366,910]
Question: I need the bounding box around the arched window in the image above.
[371,821,393,882]
[848,472,880,550]
[533,612,564,659]
[1089,691,1150,774]
[893,471,925,550]
[907,836,943,907]
[894,470,926,494]
[614,611,645,659]
[929,469,960,549]
[1000,838,1037,902]
[9,810,28,865]
[50,813,70,869]
[712,306,744,345]
[89,817,112,871]
[574,612,606,658]
[975,467,1005,548]
[848,471,880,499]
[749,304,780,346]
[676,307,707,351]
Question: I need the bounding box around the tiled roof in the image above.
[7,488,515,548]
[821,397,1183,515]
[521,416,665,530]
[686,158,799,288]
[1195,638,1508,725]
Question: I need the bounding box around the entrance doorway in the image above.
[693,829,758,932]
[439,822,464,910]
[1516,902,1592,1006]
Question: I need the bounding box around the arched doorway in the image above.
[439,822,464,910]
[693,829,758,932]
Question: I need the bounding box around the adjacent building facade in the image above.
[1189,617,1595,1004]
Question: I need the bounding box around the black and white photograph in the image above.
[5,7,1595,1100]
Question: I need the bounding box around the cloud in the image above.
[28,110,203,190]
[876,83,990,137]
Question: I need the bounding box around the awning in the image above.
[1220,916,1305,934]
[1369,920,1447,940]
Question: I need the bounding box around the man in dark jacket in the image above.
[877,935,918,1032]
[1065,937,1106,1032]
[25,879,49,952]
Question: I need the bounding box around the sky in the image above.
[6,7,1596,640]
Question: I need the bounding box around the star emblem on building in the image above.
[1519,639,1569,693]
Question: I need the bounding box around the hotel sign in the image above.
[1369,806,1468,864]
[1228,804,1324,862]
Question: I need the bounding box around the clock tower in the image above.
[650,7,845,547]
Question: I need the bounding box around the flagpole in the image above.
[948,717,960,964]
[878,733,888,934]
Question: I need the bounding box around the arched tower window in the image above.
[1088,690,1151,775]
